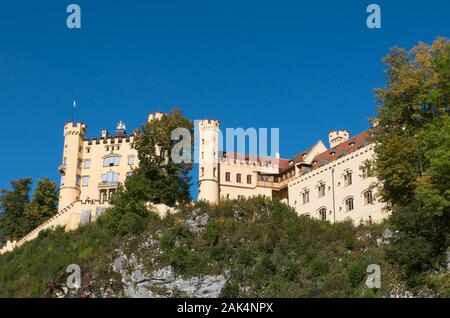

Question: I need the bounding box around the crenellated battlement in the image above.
[199,119,220,131]
[64,122,87,137]
[84,134,136,146]
[220,152,281,169]
[328,130,349,148]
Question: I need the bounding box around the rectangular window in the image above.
[344,171,353,186]
[77,159,82,169]
[103,156,120,167]
[302,190,310,204]
[76,175,81,186]
[247,175,252,184]
[236,173,242,183]
[84,159,91,169]
[82,176,90,187]
[362,166,370,179]
[225,172,231,182]
[128,156,135,165]
[101,172,119,183]
[318,183,325,198]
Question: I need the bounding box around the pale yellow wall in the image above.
[217,160,272,199]
[75,136,138,203]
[59,122,86,209]
[288,144,388,225]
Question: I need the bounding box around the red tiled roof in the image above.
[218,130,372,175]
[308,130,371,171]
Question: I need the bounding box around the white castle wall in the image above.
[288,144,388,225]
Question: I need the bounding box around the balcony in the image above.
[58,163,66,174]
[98,181,119,189]
[257,178,290,190]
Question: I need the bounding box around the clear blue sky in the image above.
[0,0,448,199]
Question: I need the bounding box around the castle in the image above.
[198,119,387,224]
[0,112,388,254]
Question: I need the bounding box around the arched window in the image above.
[345,197,354,211]
[363,189,373,205]
[319,208,327,221]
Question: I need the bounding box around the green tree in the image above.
[134,109,193,205]
[23,178,59,233]
[0,178,32,239]
[372,37,450,275]
[103,109,193,235]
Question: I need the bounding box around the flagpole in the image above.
[72,100,76,123]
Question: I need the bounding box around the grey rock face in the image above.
[185,209,210,233]
[111,235,227,298]
[377,229,393,246]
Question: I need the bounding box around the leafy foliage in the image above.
[0,178,58,241]
[102,109,193,235]
[2,197,448,298]
[372,37,450,275]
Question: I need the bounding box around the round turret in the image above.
[58,122,86,210]
[198,119,220,203]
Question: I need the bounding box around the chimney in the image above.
[328,130,350,148]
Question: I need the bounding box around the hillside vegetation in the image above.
[0,197,448,298]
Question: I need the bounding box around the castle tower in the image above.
[198,119,220,203]
[328,130,350,148]
[58,122,87,210]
